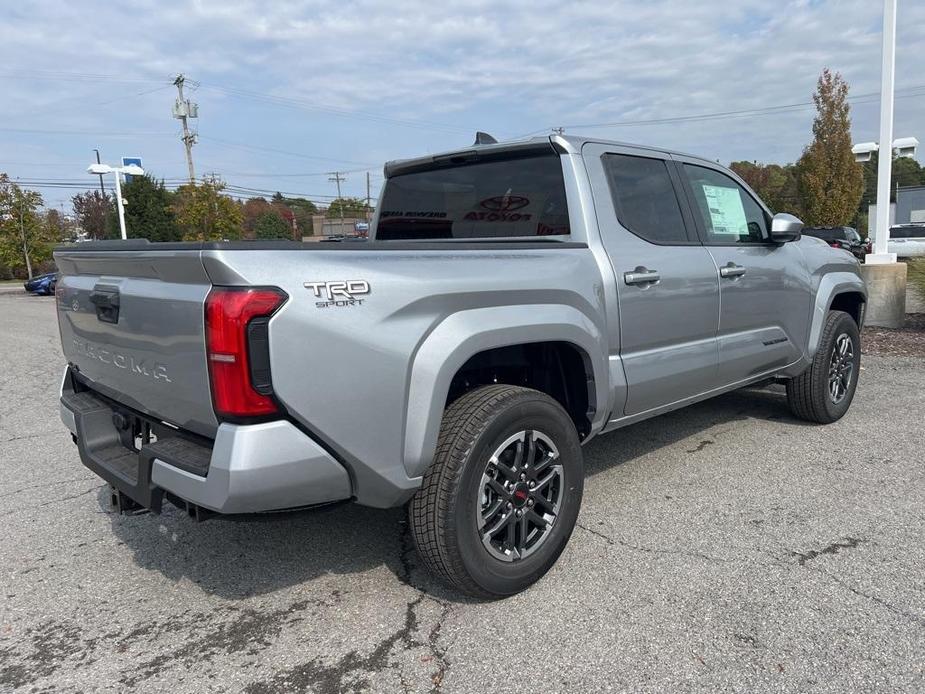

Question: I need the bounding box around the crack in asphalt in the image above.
[242,520,453,693]
[803,564,925,630]
[576,522,731,564]
[789,536,863,566]
[0,476,92,501]
[0,484,102,518]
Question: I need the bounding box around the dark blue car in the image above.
[23,272,57,295]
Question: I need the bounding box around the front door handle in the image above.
[624,267,661,285]
[719,263,747,279]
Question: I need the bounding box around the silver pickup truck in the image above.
[54,134,866,598]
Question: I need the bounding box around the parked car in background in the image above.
[23,271,58,295]
[887,224,925,258]
[802,226,868,260]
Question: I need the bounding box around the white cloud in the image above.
[0,0,923,206]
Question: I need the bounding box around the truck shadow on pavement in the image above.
[103,384,802,601]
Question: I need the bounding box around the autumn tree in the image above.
[797,69,864,226]
[730,161,802,216]
[42,208,73,243]
[0,175,51,278]
[173,181,243,241]
[279,196,317,237]
[72,190,115,240]
[242,197,273,237]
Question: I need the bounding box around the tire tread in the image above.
[786,310,858,424]
[409,385,558,598]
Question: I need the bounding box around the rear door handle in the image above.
[719,263,747,279]
[624,268,661,285]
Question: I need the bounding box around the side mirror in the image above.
[770,213,803,243]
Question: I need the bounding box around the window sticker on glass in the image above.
[701,184,748,235]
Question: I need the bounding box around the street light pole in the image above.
[868,0,898,264]
[86,162,144,240]
[113,170,127,240]
[93,149,105,195]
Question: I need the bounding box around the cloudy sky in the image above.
[1,0,924,209]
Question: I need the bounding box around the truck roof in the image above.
[383,133,721,177]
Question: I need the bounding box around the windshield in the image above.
[375,154,570,240]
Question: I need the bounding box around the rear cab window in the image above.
[375,153,570,240]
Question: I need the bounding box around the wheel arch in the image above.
[402,305,608,478]
[807,273,867,358]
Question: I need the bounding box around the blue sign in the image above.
[121,157,143,184]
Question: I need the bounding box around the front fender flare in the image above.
[402,304,608,478]
[807,272,867,358]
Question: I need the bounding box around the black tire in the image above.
[786,310,861,423]
[409,384,584,598]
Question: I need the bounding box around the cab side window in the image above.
[682,164,770,244]
[603,154,690,245]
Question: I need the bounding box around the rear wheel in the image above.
[409,385,584,598]
[786,310,860,423]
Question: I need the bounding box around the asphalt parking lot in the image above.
[1,288,923,693]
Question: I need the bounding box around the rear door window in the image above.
[602,154,691,244]
[375,153,570,240]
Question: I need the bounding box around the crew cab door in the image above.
[674,158,811,384]
[583,143,721,417]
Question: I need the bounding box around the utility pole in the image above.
[552,127,565,135]
[366,171,371,221]
[93,149,105,195]
[329,172,346,233]
[19,197,33,279]
[172,74,199,183]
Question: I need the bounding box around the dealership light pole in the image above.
[867,0,897,264]
[87,163,145,240]
[860,0,907,329]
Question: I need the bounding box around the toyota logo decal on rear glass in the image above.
[479,195,530,212]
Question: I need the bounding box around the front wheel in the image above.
[786,310,861,423]
[409,385,584,598]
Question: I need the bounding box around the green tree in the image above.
[797,68,864,226]
[173,181,243,241]
[72,190,115,240]
[253,210,291,239]
[326,197,369,219]
[0,175,51,278]
[122,175,181,241]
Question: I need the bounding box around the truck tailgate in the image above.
[54,249,218,438]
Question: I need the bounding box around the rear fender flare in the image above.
[402,304,608,478]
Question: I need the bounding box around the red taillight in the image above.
[205,287,287,419]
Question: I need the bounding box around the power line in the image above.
[197,82,473,135]
[0,126,174,137]
[545,85,925,132]
[197,135,371,165]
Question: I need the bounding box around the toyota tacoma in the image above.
[54,134,866,598]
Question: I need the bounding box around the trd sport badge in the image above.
[303,280,370,308]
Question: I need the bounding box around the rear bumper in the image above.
[60,368,352,515]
